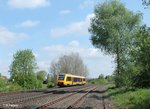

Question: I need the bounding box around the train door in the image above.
[66,76,72,85]
[72,77,74,85]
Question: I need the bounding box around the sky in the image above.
[0,0,150,78]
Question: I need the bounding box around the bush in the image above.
[89,78,108,84]
[47,81,54,88]
[91,81,95,84]
[0,82,22,92]
[7,83,22,91]
[36,80,43,88]
[0,77,7,87]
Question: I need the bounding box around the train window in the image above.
[73,78,77,82]
[83,78,85,81]
[73,78,83,82]
[67,77,71,81]
[78,78,80,82]
[58,75,64,80]
[73,78,75,82]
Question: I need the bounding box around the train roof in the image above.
[58,74,85,78]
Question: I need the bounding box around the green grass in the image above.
[88,78,108,84]
[0,82,50,93]
[107,86,150,109]
[0,83,22,92]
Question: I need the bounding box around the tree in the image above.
[45,74,55,87]
[0,74,7,88]
[36,70,47,88]
[133,25,150,88]
[45,73,52,83]
[89,0,142,87]
[142,0,150,6]
[50,52,88,77]
[98,74,105,79]
[9,49,37,89]
[36,70,47,82]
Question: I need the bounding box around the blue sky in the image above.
[0,0,150,78]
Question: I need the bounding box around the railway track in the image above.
[0,85,109,109]
[0,85,91,108]
[35,86,97,109]
[67,87,97,109]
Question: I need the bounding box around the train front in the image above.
[57,74,65,86]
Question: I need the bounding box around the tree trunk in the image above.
[116,44,120,75]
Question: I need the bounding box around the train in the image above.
[57,74,86,86]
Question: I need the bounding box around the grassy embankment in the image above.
[0,82,48,92]
[0,77,49,92]
[88,78,150,109]
[107,86,150,109]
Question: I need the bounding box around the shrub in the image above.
[7,83,22,91]
[47,81,54,88]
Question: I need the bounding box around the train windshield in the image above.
[58,75,65,80]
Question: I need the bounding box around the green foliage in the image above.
[47,81,55,88]
[142,0,150,6]
[9,49,37,89]
[105,75,114,82]
[0,76,7,87]
[98,74,104,79]
[47,74,53,82]
[36,70,47,88]
[36,80,43,88]
[0,74,22,92]
[46,74,55,87]
[89,77,108,85]
[89,0,141,55]
[108,87,150,109]
[132,25,150,88]
[89,0,147,88]
[0,81,22,92]
[36,70,47,82]
[7,83,22,91]
[89,74,114,85]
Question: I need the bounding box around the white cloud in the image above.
[79,0,95,9]
[43,40,110,60]
[20,20,40,28]
[59,10,71,15]
[0,26,28,45]
[68,40,80,47]
[0,62,10,78]
[37,61,50,71]
[50,13,95,37]
[0,56,13,78]
[7,0,50,9]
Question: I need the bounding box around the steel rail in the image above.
[0,85,90,108]
[67,87,97,109]
[35,86,96,109]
